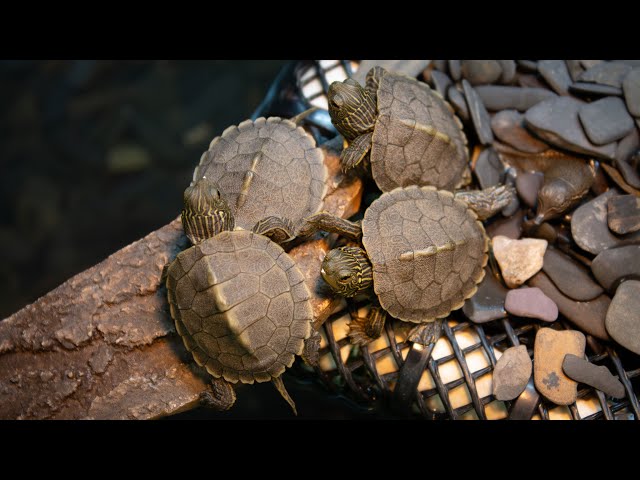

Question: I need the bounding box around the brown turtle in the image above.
[328,66,469,192]
[165,179,318,414]
[302,184,514,344]
[189,115,327,242]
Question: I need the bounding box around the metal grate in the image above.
[291,300,640,420]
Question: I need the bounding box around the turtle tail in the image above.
[272,376,297,416]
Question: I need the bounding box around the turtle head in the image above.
[181,178,235,244]
[534,179,572,225]
[328,78,376,140]
[321,246,372,297]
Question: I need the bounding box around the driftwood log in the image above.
[0,144,363,419]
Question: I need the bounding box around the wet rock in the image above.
[498,60,516,84]
[569,82,623,97]
[493,345,532,401]
[562,354,625,399]
[578,97,635,145]
[605,280,640,355]
[578,61,632,88]
[565,60,584,82]
[528,272,611,340]
[622,68,640,117]
[447,85,469,122]
[461,60,502,85]
[516,171,544,207]
[615,127,640,174]
[517,74,548,89]
[504,287,558,322]
[591,245,640,290]
[517,60,538,72]
[607,195,640,235]
[534,327,586,405]
[474,147,504,189]
[486,209,524,240]
[475,85,556,112]
[615,156,640,190]
[491,110,548,154]
[430,70,452,98]
[492,235,547,288]
[462,80,494,145]
[538,60,572,96]
[580,60,604,70]
[600,162,640,196]
[571,189,640,255]
[448,60,461,81]
[524,97,616,160]
[542,247,603,301]
[462,268,508,323]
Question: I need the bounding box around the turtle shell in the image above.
[166,230,313,384]
[370,71,469,192]
[361,186,488,323]
[193,117,327,231]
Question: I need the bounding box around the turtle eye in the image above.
[208,186,220,199]
[339,274,351,282]
[331,94,344,108]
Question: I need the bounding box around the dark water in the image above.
[0,60,287,318]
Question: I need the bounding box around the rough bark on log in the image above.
[0,145,363,419]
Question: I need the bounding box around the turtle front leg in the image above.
[341,132,373,172]
[297,212,362,242]
[454,184,516,221]
[348,305,387,345]
[406,319,444,346]
[300,328,322,367]
[252,216,295,245]
[200,377,237,411]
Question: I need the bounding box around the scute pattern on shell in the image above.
[192,117,327,231]
[371,72,469,192]
[167,230,313,384]
[362,186,488,323]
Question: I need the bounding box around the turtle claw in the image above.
[301,329,321,367]
[347,306,386,346]
[200,377,236,411]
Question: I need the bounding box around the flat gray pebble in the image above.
[463,79,494,145]
[525,97,617,160]
[461,60,502,85]
[592,244,640,290]
[447,85,469,122]
[605,280,640,355]
[562,354,625,399]
[578,61,632,88]
[623,68,640,117]
[491,109,548,153]
[476,85,556,112]
[578,97,635,145]
[538,60,572,95]
[607,195,640,235]
[542,246,603,301]
[493,345,532,401]
[572,189,640,254]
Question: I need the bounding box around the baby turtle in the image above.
[166,179,317,414]
[328,66,469,192]
[304,184,513,344]
[190,115,327,242]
